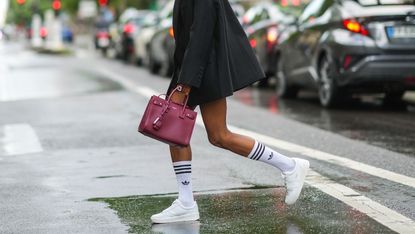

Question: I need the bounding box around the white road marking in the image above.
[0,124,43,156]
[101,68,415,232]
[307,170,415,234]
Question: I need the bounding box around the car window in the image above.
[260,9,270,21]
[299,0,334,23]
[251,8,267,24]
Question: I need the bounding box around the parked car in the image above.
[114,10,151,61]
[132,12,159,65]
[275,0,415,107]
[246,5,295,85]
[134,1,174,67]
[147,17,175,76]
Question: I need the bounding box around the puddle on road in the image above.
[90,188,393,234]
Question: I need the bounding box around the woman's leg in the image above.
[168,146,194,208]
[200,98,309,205]
[200,98,256,156]
[151,95,199,224]
[170,145,192,162]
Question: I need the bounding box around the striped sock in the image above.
[173,161,195,207]
[248,141,296,173]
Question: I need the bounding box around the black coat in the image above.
[168,0,265,107]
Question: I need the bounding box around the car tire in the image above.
[136,57,143,66]
[159,58,173,77]
[318,55,342,108]
[148,52,160,74]
[276,57,298,99]
[101,48,108,57]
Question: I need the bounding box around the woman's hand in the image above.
[170,84,191,105]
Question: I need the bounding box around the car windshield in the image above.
[354,0,415,5]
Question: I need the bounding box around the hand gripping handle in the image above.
[153,86,189,130]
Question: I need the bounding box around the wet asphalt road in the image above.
[233,88,415,157]
[1,40,414,233]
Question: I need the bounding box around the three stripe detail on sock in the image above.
[174,164,191,175]
[250,143,265,161]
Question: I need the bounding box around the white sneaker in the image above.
[151,199,200,224]
[283,158,310,205]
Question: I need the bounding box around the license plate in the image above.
[386,26,415,39]
[98,38,110,47]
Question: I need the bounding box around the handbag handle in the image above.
[167,86,190,115]
[153,86,190,130]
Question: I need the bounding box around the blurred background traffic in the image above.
[2,0,414,108]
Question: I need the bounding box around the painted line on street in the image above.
[306,170,415,234]
[0,124,43,156]
[101,69,415,232]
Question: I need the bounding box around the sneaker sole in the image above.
[151,213,200,224]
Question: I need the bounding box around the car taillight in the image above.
[267,26,278,44]
[343,19,368,36]
[123,23,134,34]
[250,39,257,48]
[40,27,47,38]
[169,27,174,38]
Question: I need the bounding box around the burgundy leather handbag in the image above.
[138,87,197,147]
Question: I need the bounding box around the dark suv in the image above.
[276,0,415,107]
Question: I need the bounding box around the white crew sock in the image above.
[173,161,195,207]
[248,141,296,173]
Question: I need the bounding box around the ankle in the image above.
[282,159,296,175]
[179,198,196,208]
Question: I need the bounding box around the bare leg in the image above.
[200,98,255,157]
[170,145,192,162]
[169,87,193,163]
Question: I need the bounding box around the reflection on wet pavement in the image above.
[90,188,393,233]
[152,221,200,234]
[233,88,415,156]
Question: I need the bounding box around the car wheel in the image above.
[276,57,298,99]
[159,58,173,77]
[136,57,143,66]
[101,48,108,57]
[318,55,341,108]
[148,53,160,74]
